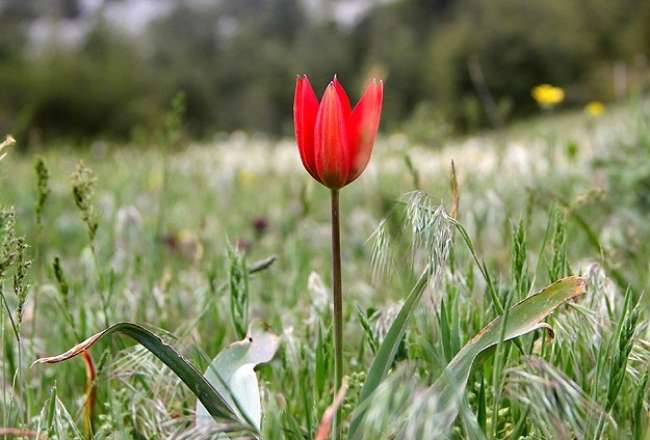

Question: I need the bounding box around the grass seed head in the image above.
[0,135,15,161]
[34,158,51,226]
[71,161,98,244]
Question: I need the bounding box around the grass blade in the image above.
[348,264,432,438]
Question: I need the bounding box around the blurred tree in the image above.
[423,0,634,128]
[0,0,649,143]
[147,4,222,136]
[352,1,430,130]
[0,0,37,58]
[60,0,81,19]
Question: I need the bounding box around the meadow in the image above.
[0,100,649,439]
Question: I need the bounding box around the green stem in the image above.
[330,189,343,440]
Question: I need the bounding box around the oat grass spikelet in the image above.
[0,135,15,161]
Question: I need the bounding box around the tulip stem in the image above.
[330,188,344,440]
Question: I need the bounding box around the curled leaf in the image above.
[0,428,44,439]
[81,351,96,437]
[34,322,244,427]
[196,322,280,432]
[315,377,349,440]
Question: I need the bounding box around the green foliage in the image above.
[633,371,649,440]
[593,289,642,437]
[511,219,531,300]
[548,207,569,282]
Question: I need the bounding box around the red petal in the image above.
[332,75,352,120]
[293,75,320,181]
[314,82,350,189]
[348,79,383,182]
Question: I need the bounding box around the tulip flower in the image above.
[294,75,383,189]
[293,75,382,440]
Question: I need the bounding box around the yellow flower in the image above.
[531,84,565,108]
[0,135,15,161]
[585,101,605,118]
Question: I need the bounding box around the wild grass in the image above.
[0,101,648,438]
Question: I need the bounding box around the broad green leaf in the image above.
[348,264,432,437]
[430,275,585,432]
[196,322,280,432]
[349,276,585,439]
[33,322,247,430]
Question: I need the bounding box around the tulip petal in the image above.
[348,79,383,181]
[333,75,352,120]
[314,82,350,188]
[293,75,320,181]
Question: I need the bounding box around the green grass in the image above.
[0,101,649,439]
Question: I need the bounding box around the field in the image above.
[0,101,649,439]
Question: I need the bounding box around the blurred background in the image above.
[1,0,649,146]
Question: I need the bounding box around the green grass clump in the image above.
[0,102,649,438]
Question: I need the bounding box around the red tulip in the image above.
[294,75,383,189]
